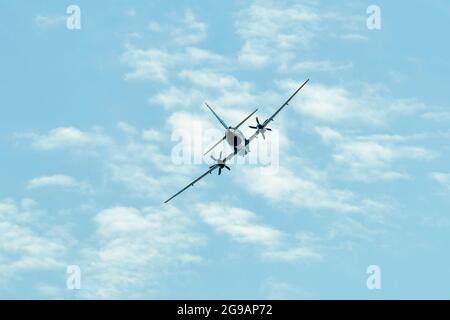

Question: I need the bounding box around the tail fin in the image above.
[205,102,229,129]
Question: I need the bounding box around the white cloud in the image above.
[117,121,139,136]
[235,2,365,70]
[314,127,343,144]
[279,60,352,73]
[122,46,227,83]
[197,203,282,246]
[261,247,322,263]
[171,9,207,46]
[341,33,368,41]
[261,278,311,299]
[109,164,162,198]
[0,199,67,278]
[121,46,174,82]
[196,202,322,263]
[430,172,450,192]
[35,283,64,298]
[27,175,91,192]
[16,127,111,151]
[315,127,436,182]
[236,2,318,69]
[17,123,193,201]
[148,21,161,32]
[277,80,426,125]
[167,111,223,159]
[81,206,204,298]
[239,166,362,212]
[150,86,206,110]
[141,129,163,141]
[34,15,66,28]
[179,69,252,91]
[184,47,226,64]
[422,111,450,122]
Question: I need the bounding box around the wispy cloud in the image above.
[278,80,426,125]
[261,278,311,299]
[80,206,205,298]
[236,2,320,69]
[197,202,322,263]
[171,9,207,46]
[197,203,283,247]
[422,111,450,122]
[27,175,91,192]
[238,165,362,213]
[315,127,437,182]
[0,199,67,279]
[121,46,227,82]
[34,15,66,29]
[15,127,111,151]
[279,60,353,73]
[430,172,450,193]
[235,1,366,70]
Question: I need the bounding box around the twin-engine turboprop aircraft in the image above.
[164,79,310,203]
[203,102,257,156]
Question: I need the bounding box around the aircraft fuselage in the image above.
[225,128,249,155]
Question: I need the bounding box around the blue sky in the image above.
[1,0,450,299]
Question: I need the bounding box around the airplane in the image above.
[203,103,258,156]
[164,78,310,203]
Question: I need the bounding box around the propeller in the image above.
[249,117,272,139]
[209,151,231,175]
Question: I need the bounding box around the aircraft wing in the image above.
[262,79,309,127]
[203,135,226,156]
[233,108,258,130]
[166,121,263,204]
[164,164,219,203]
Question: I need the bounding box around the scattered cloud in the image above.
[179,69,253,91]
[122,46,227,83]
[430,172,450,193]
[422,111,450,122]
[171,9,207,46]
[150,86,206,110]
[238,165,362,212]
[141,129,163,141]
[277,80,426,125]
[109,164,162,198]
[315,127,436,182]
[279,60,353,73]
[197,203,283,247]
[121,47,174,82]
[0,199,67,279]
[34,15,66,29]
[197,202,322,263]
[261,278,311,299]
[235,1,366,70]
[27,175,91,192]
[16,127,111,151]
[236,2,319,69]
[340,33,368,42]
[81,206,204,298]
[261,247,322,263]
[422,215,450,229]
